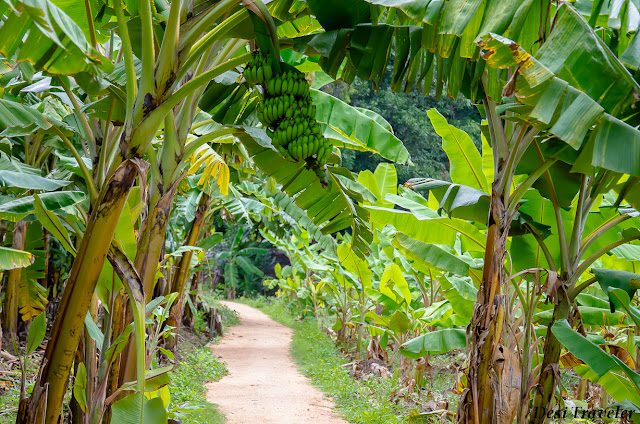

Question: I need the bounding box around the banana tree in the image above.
[0,0,269,421]
[0,86,81,344]
[409,111,640,422]
[281,1,640,421]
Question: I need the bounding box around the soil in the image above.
[205,301,347,424]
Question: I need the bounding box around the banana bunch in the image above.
[272,117,322,147]
[288,135,332,163]
[246,55,334,167]
[265,71,309,96]
[244,53,273,85]
[257,94,317,127]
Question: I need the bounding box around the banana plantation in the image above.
[1,0,640,423]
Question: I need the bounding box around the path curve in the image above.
[205,301,347,424]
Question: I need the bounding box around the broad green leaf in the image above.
[236,255,264,277]
[110,392,167,424]
[26,312,46,354]
[225,262,239,288]
[332,173,378,204]
[0,246,34,270]
[34,194,76,255]
[366,205,486,253]
[84,311,104,352]
[0,98,51,130]
[605,288,640,329]
[400,328,467,359]
[0,191,84,221]
[0,170,70,190]
[311,89,411,164]
[386,191,439,219]
[574,364,640,406]
[419,300,454,326]
[405,178,490,223]
[428,109,487,192]
[198,233,223,249]
[307,0,371,31]
[592,268,640,313]
[373,163,397,208]
[355,107,394,132]
[441,275,477,320]
[0,0,111,75]
[48,0,95,42]
[394,233,470,276]
[551,319,617,376]
[387,309,412,334]
[380,263,411,305]
[337,243,372,289]
[536,307,627,327]
[576,293,612,310]
[73,362,88,412]
[357,170,381,206]
[480,11,640,177]
[481,133,494,183]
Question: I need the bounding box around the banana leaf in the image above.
[311,89,411,164]
[237,128,373,257]
[0,246,34,271]
[400,328,467,358]
[0,0,111,75]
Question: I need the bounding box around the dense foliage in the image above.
[2,1,640,424]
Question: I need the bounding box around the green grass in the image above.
[169,341,228,424]
[240,296,406,424]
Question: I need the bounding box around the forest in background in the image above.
[324,65,481,183]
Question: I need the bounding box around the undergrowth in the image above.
[240,296,406,424]
[169,341,228,424]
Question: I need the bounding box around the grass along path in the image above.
[206,301,347,424]
[242,298,406,424]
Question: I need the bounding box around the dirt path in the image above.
[205,301,348,424]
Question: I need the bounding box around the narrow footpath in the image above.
[205,301,348,424]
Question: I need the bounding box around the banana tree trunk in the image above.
[529,288,571,423]
[22,159,144,424]
[120,186,178,384]
[134,188,177,302]
[457,187,521,424]
[165,193,211,350]
[3,220,27,345]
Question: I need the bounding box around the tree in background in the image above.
[323,62,481,183]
